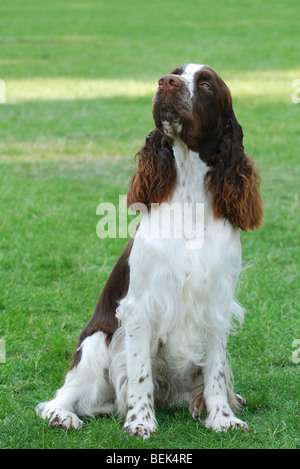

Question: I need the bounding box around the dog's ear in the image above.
[205,109,263,231]
[127,129,177,209]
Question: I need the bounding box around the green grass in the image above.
[0,0,299,449]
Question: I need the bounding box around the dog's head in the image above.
[153,63,233,159]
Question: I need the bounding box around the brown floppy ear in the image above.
[127,128,177,209]
[205,109,263,231]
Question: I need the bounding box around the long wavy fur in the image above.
[127,113,263,232]
[127,129,177,209]
[205,109,263,231]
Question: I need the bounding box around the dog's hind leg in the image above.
[36,331,115,430]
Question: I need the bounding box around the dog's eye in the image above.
[200,82,211,90]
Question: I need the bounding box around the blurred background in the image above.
[0,0,299,449]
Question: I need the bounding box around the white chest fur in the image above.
[120,141,244,367]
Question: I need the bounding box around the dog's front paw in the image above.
[205,405,250,433]
[123,405,157,439]
[123,420,157,439]
[36,401,83,430]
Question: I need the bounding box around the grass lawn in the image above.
[0,0,299,450]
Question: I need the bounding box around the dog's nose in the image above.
[158,74,181,91]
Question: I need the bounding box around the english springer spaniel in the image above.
[36,63,263,437]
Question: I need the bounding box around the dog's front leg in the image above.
[203,334,249,432]
[122,312,157,439]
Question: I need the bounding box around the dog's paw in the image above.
[123,418,157,439]
[123,405,157,439]
[36,402,83,430]
[235,393,247,407]
[205,405,250,433]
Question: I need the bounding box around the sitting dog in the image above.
[36,63,263,438]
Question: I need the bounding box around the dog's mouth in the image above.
[152,88,193,140]
[158,102,178,121]
[157,103,183,136]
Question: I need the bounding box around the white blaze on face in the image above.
[158,63,205,138]
[181,63,205,98]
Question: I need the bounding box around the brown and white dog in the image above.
[36,63,263,438]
